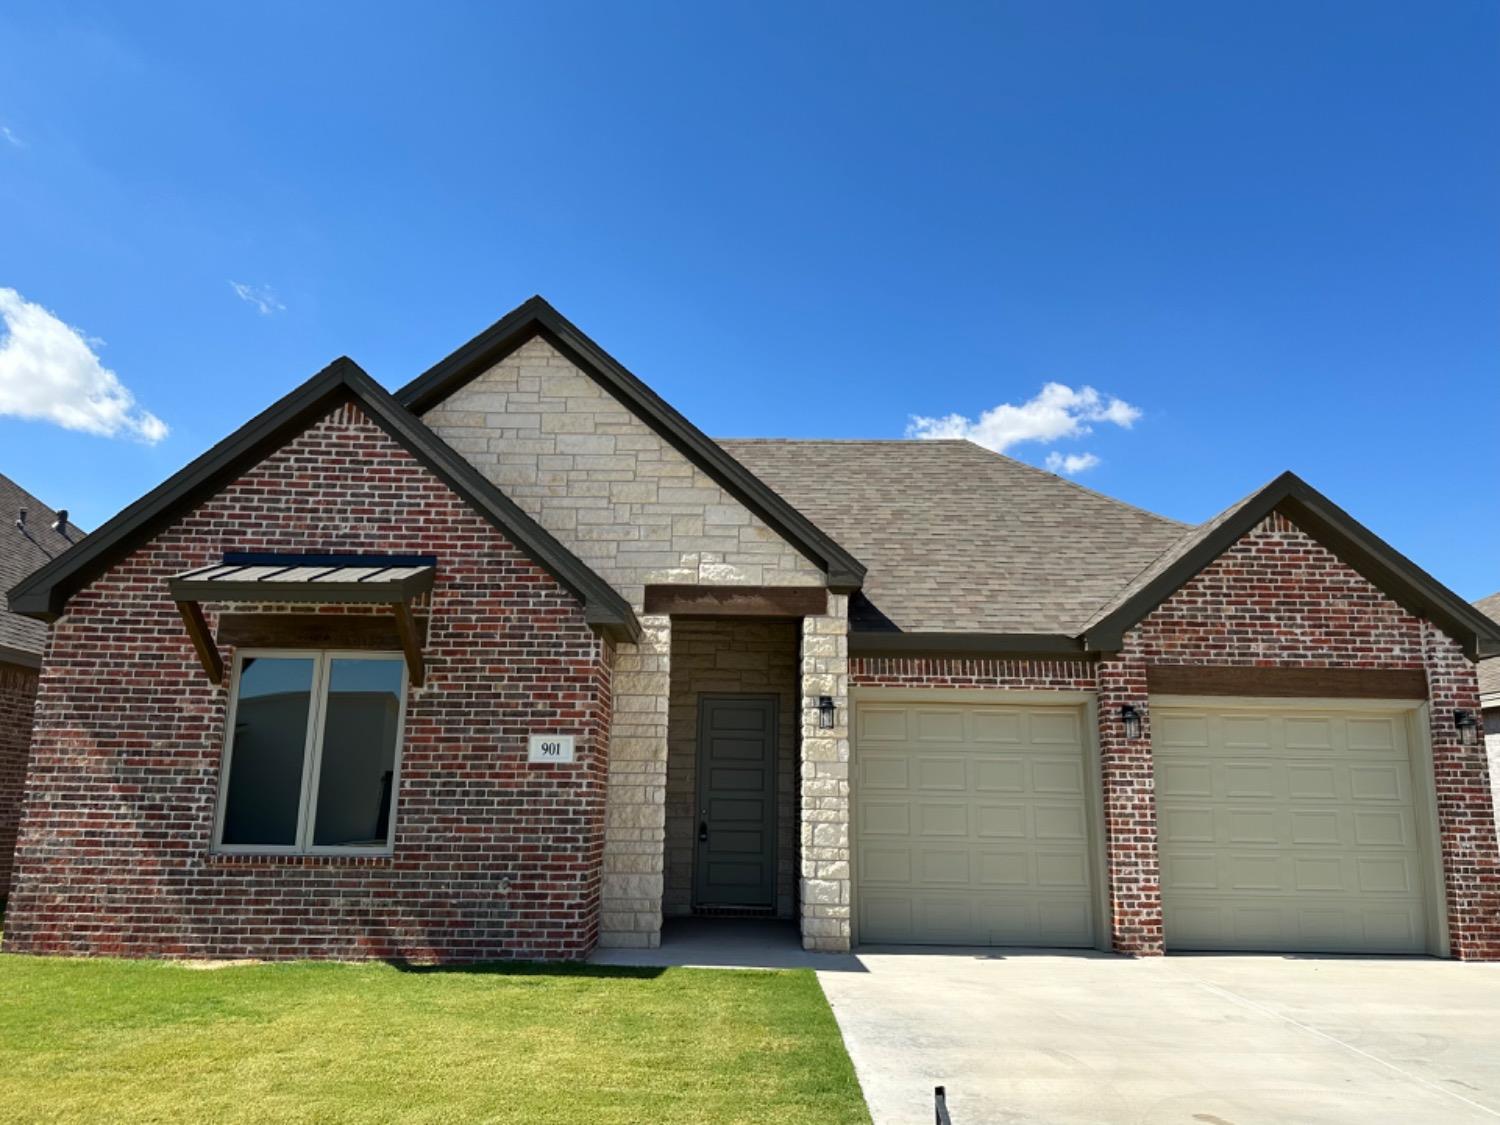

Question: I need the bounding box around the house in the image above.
[1476,593,1500,826]
[4,297,1498,962]
[0,474,78,901]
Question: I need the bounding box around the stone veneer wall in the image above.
[664,619,800,918]
[420,336,828,949]
[0,660,39,899]
[800,594,850,951]
[596,614,671,947]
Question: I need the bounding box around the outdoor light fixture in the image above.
[1455,709,1479,748]
[818,695,836,729]
[1120,704,1142,740]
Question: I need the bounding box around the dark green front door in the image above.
[693,695,777,910]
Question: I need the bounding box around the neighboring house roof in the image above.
[719,439,1188,636]
[1476,592,1500,705]
[395,296,867,591]
[0,473,80,666]
[7,358,640,643]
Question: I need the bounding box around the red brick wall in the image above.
[0,660,39,900]
[3,401,613,962]
[851,656,1096,690]
[1420,622,1500,959]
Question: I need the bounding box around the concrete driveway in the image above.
[818,950,1500,1125]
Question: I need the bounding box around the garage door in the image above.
[855,701,1096,946]
[1154,704,1432,954]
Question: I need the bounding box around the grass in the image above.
[0,944,870,1124]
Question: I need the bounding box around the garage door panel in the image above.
[1028,709,1082,745]
[1287,764,1339,800]
[1159,762,1213,797]
[1289,809,1340,845]
[918,802,969,837]
[1226,808,1279,844]
[977,851,1030,886]
[920,849,972,884]
[1032,758,1085,794]
[859,707,909,742]
[1353,809,1413,848]
[1160,806,1217,843]
[860,755,909,790]
[859,801,910,836]
[1156,704,1429,955]
[916,757,967,791]
[855,702,1095,948]
[1035,851,1089,888]
[1349,765,1407,802]
[975,759,1026,792]
[858,846,911,884]
[976,804,1026,838]
[1034,803,1088,840]
[971,710,1023,743]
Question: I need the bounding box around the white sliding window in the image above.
[215,650,408,855]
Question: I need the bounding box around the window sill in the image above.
[206,852,396,868]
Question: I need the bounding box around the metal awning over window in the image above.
[167,554,436,687]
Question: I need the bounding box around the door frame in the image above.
[1149,694,1450,957]
[848,687,1104,950]
[691,692,779,912]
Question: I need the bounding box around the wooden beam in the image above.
[390,602,425,688]
[642,585,828,618]
[175,600,224,685]
[1146,664,1428,700]
[216,613,417,652]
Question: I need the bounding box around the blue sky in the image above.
[1,2,1496,597]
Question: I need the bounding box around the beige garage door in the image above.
[1154,704,1433,954]
[854,701,1096,947]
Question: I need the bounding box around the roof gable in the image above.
[1083,471,1500,660]
[7,358,639,642]
[395,297,866,590]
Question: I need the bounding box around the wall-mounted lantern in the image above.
[818,695,836,730]
[1120,704,1143,740]
[1454,709,1479,748]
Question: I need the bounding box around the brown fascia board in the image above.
[394,296,868,592]
[850,632,1092,660]
[7,358,640,644]
[1081,471,1500,662]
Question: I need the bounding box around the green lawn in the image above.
[0,947,870,1124]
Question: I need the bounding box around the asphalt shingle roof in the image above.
[0,473,79,659]
[718,439,1188,634]
[1476,592,1500,704]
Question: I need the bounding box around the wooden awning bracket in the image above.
[175,600,224,685]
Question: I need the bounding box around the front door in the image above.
[693,695,777,911]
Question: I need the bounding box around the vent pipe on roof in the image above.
[51,509,67,533]
[14,507,25,533]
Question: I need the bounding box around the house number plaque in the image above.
[527,734,576,764]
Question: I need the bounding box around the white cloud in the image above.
[906,381,1140,472]
[1045,451,1101,475]
[0,126,21,148]
[0,288,168,443]
[229,281,285,315]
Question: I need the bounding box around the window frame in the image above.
[213,648,410,857]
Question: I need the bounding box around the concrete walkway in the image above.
[589,918,865,971]
[818,948,1500,1125]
